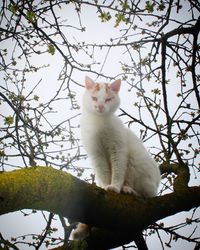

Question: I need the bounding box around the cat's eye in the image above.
[105,97,112,102]
[92,96,97,101]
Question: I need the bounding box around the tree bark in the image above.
[0,166,200,249]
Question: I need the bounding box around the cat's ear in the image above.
[110,79,121,93]
[85,76,95,90]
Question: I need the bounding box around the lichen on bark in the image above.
[0,166,200,249]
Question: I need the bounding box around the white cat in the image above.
[71,76,160,240]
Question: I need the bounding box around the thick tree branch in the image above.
[0,166,199,249]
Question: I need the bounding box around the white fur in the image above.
[71,77,160,240]
[81,77,160,197]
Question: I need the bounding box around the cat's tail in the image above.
[70,223,89,240]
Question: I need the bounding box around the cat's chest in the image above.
[87,120,116,138]
[81,115,122,143]
[95,124,115,141]
[86,125,119,153]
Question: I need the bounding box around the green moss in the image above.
[67,240,88,250]
[1,165,199,236]
[0,166,76,215]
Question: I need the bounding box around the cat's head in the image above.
[83,76,121,115]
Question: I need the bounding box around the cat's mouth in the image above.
[95,109,108,116]
[96,109,105,114]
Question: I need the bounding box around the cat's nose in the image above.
[98,105,104,112]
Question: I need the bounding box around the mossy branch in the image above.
[0,166,200,249]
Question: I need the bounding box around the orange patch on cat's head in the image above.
[91,83,100,94]
[105,84,110,94]
[95,83,100,91]
[92,83,111,95]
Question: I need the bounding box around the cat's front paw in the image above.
[122,185,134,194]
[105,185,120,193]
[122,185,139,196]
